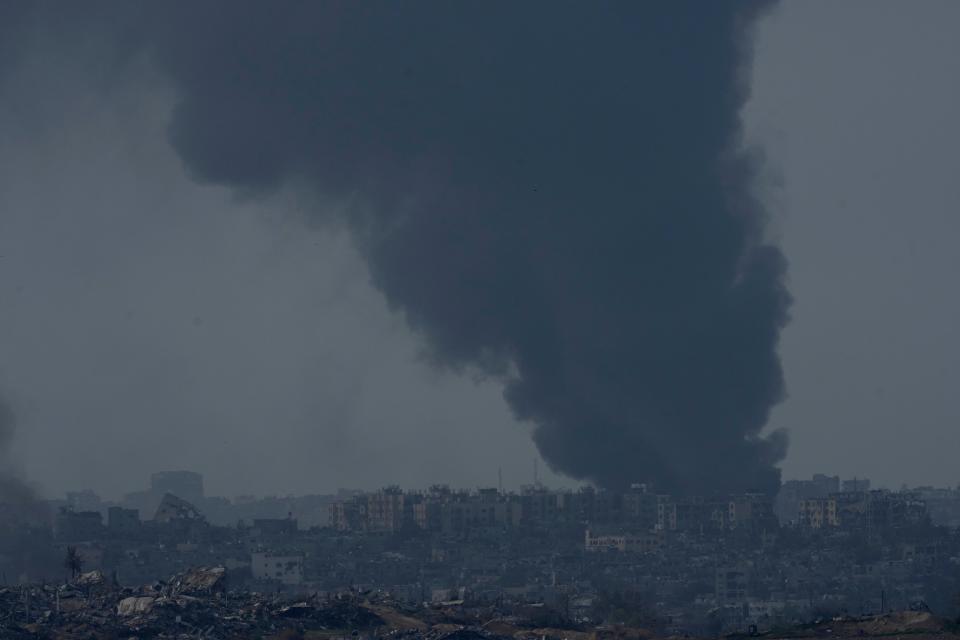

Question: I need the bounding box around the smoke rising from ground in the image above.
[0,398,38,511]
[9,1,791,494]
[0,396,54,582]
[0,396,48,522]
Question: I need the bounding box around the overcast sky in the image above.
[1,1,958,500]
[747,0,960,488]
[0,46,560,499]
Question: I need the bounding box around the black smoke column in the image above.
[99,1,792,493]
[0,396,56,582]
[0,398,41,517]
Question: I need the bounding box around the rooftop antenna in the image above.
[498,466,503,494]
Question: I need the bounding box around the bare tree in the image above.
[64,546,82,580]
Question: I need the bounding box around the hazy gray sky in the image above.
[1,1,958,499]
[0,53,559,499]
[748,0,960,488]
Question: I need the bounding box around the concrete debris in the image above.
[73,570,106,587]
[154,492,206,523]
[0,564,958,640]
[168,565,225,595]
[117,595,156,616]
[0,567,393,639]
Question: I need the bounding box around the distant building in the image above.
[66,490,102,514]
[775,474,840,524]
[584,529,663,553]
[716,564,751,605]
[55,508,104,541]
[865,489,927,529]
[798,489,926,530]
[842,478,871,493]
[622,484,658,529]
[520,486,561,525]
[657,496,716,532]
[251,552,303,585]
[107,506,140,535]
[154,493,205,523]
[365,486,409,532]
[151,471,205,504]
[727,494,777,532]
[251,516,297,536]
[915,486,960,527]
[330,499,364,532]
[813,474,841,493]
[797,497,838,528]
[436,499,520,534]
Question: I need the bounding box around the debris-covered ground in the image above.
[1,567,392,639]
[2,567,958,640]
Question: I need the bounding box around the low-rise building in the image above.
[251,552,303,585]
[107,507,140,536]
[585,529,663,553]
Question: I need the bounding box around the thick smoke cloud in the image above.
[0,397,35,509]
[17,1,790,494]
[0,396,55,582]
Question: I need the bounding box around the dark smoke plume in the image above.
[0,397,41,515]
[0,395,55,583]
[20,1,791,494]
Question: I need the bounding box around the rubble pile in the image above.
[799,610,951,640]
[3,564,960,640]
[0,567,391,639]
[168,565,226,596]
